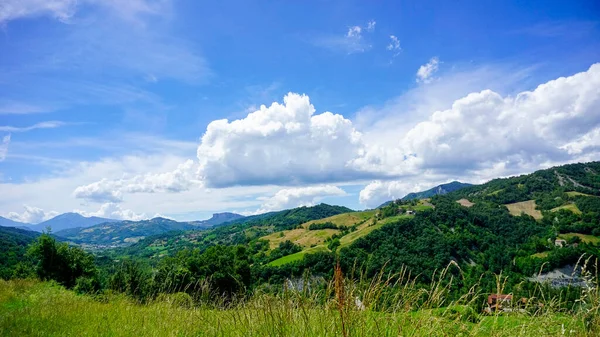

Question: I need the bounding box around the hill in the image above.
[28,213,118,232]
[55,217,201,248]
[110,203,354,259]
[378,181,472,207]
[0,226,40,279]
[0,216,32,228]
[189,212,244,228]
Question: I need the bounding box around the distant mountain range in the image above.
[378,181,473,207]
[54,212,245,247]
[27,213,119,233]
[189,212,245,228]
[0,216,32,229]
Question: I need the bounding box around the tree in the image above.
[27,234,98,290]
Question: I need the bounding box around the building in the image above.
[485,294,513,313]
[555,239,567,247]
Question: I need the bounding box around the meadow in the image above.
[1,263,598,337]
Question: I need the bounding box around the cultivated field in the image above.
[505,200,543,220]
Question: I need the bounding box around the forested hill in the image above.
[403,181,473,201]
[113,203,354,259]
[219,203,354,229]
[449,161,600,204]
[0,227,39,279]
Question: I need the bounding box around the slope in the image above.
[0,226,40,279]
[378,181,472,207]
[28,213,118,232]
[108,204,354,259]
[56,217,200,248]
[0,216,32,228]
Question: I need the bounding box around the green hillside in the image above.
[56,217,200,248]
[110,203,354,259]
[0,227,39,279]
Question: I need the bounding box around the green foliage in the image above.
[0,227,38,279]
[308,222,341,230]
[27,233,99,290]
[268,240,302,262]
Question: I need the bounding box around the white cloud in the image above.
[75,202,148,221]
[0,0,169,24]
[197,93,368,187]
[366,20,376,32]
[73,159,201,203]
[387,35,400,52]
[0,134,10,161]
[0,121,66,132]
[256,185,346,214]
[6,205,58,224]
[347,25,362,38]
[359,63,600,207]
[315,21,377,54]
[416,57,440,83]
[0,0,78,23]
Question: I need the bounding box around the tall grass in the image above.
[1,260,598,336]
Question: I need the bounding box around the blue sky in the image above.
[1,0,599,223]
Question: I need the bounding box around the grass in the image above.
[505,200,543,220]
[268,214,413,266]
[1,267,598,337]
[559,233,600,245]
[261,211,376,250]
[531,252,549,259]
[551,203,582,214]
[457,199,475,207]
[566,191,594,197]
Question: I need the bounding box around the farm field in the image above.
[505,200,543,220]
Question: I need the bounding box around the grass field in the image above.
[262,211,376,250]
[267,213,413,266]
[531,252,549,259]
[559,233,600,245]
[551,203,582,214]
[0,279,595,336]
[457,199,475,207]
[505,200,543,220]
[566,191,594,197]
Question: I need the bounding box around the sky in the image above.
[0,0,599,223]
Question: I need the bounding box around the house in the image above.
[485,294,513,313]
[406,210,415,215]
[555,239,567,247]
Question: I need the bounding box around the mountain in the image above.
[28,213,118,233]
[112,203,355,258]
[378,181,473,207]
[55,217,201,247]
[0,216,32,228]
[403,181,473,201]
[190,212,245,228]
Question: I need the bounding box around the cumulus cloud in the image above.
[0,134,10,161]
[416,57,440,83]
[0,121,66,132]
[256,185,346,214]
[6,205,58,224]
[359,63,600,207]
[76,202,148,221]
[197,93,369,187]
[73,159,201,203]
